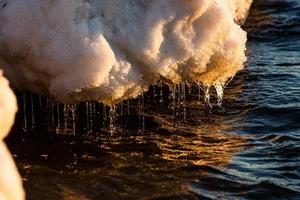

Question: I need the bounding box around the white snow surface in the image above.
[0,0,252,104]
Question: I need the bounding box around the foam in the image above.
[0,71,25,200]
[0,0,252,105]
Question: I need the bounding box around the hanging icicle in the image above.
[159,80,163,105]
[214,83,224,107]
[30,93,35,129]
[142,93,145,132]
[170,85,177,127]
[127,100,130,115]
[89,102,93,131]
[108,105,117,134]
[51,100,55,126]
[22,92,28,132]
[120,101,124,130]
[204,87,212,109]
[63,104,69,134]
[70,105,77,135]
[181,82,187,122]
[56,103,61,134]
[103,104,107,129]
[138,95,141,121]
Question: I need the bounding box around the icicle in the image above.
[198,83,201,103]
[97,101,102,129]
[89,102,93,131]
[30,93,35,129]
[224,76,234,88]
[127,100,130,115]
[170,85,176,127]
[85,102,89,131]
[56,103,61,134]
[91,102,96,130]
[22,92,28,132]
[196,82,203,103]
[108,105,117,133]
[102,104,107,129]
[214,83,224,107]
[186,81,192,95]
[176,84,181,125]
[153,85,157,104]
[38,96,42,107]
[120,101,124,129]
[138,95,141,121]
[159,80,163,105]
[142,93,145,132]
[204,87,212,109]
[63,104,69,134]
[121,101,124,117]
[51,100,55,125]
[92,102,96,118]
[46,97,50,106]
[181,82,187,122]
[45,97,48,124]
[70,105,76,135]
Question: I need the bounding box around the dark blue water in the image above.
[6,0,300,199]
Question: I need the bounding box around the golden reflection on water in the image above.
[153,75,248,167]
[11,74,250,199]
[155,119,248,167]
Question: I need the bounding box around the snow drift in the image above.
[0,0,252,105]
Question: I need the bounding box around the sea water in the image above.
[4,0,300,199]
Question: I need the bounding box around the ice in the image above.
[0,0,251,105]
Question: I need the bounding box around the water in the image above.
[5,1,300,199]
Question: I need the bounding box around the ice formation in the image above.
[0,71,25,200]
[0,0,252,105]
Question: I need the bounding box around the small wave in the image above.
[252,105,300,116]
[245,0,300,41]
[246,180,300,198]
[257,134,300,143]
[190,177,300,199]
[275,62,300,67]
